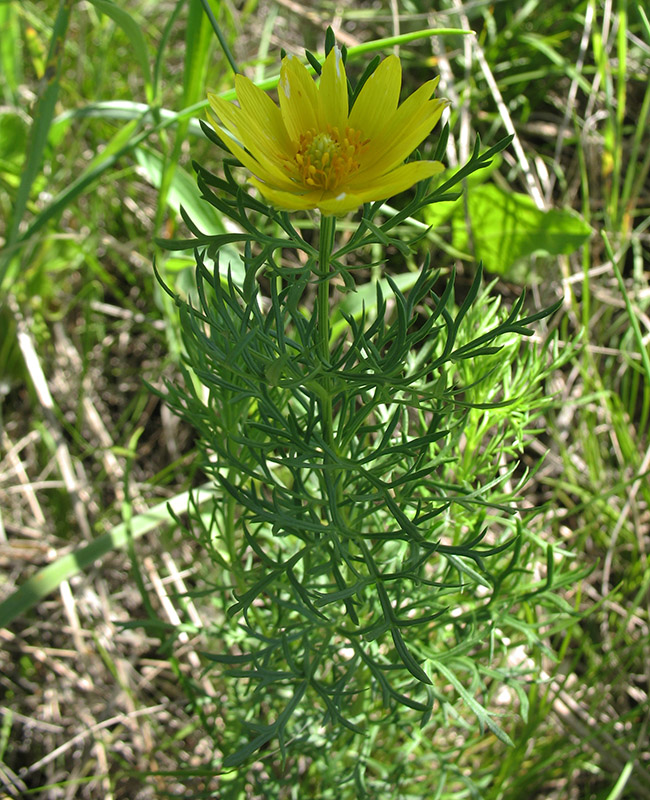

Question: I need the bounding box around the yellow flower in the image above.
[207,47,448,215]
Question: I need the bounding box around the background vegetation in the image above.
[0,0,648,797]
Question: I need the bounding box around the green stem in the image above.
[317,215,337,450]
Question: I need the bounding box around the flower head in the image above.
[207,47,448,215]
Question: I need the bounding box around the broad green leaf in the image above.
[422,154,502,231]
[451,184,592,277]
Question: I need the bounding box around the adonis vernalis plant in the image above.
[155,29,568,781]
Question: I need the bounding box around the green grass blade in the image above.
[86,0,153,102]
[639,4,650,40]
[0,0,71,290]
[9,99,208,249]
[603,232,650,383]
[199,0,239,74]
[52,100,206,136]
[0,3,23,102]
[153,0,214,234]
[0,485,216,630]
[152,0,186,101]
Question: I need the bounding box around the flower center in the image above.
[293,125,367,191]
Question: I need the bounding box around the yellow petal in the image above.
[318,47,348,132]
[207,111,299,191]
[249,177,324,211]
[357,90,447,181]
[348,55,402,140]
[342,160,445,206]
[207,94,298,190]
[278,54,319,140]
[314,191,366,215]
[234,74,294,157]
[208,91,244,140]
[293,160,443,215]
[209,93,288,181]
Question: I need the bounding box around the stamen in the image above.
[286,124,368,191]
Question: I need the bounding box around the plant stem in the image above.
[317,215,336,450]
